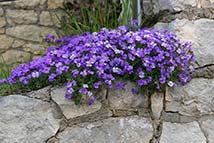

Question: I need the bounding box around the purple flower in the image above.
[131,88,139,94]
[67,80,77,87]
[31,71,40,78]
[48,73,56,82]
[0,25,195,106]
[159,76,166,84]
[88,96,96,105]
[93,81,102,89]
[45,34,55,43]
[138,79,147,86]
[79,88,88,94]
[115,81,125,89]
[72,69,79,78]
[0,78,7,84]
[65,94,72,99]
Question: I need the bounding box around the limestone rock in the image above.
[23,42,47,55]
[0,35,13,50]
[0,28,4,34]
[39,11,54,26]
[153,0,197,13]
[14,0,46,8]
[201,118,214,143]
[27,86,51,102]
[50,10,67,28]
[151,91,164,119]
[12,40,25,48]
[154,19,214,67]
[165,78,214,116]
[197,0,214,8]
[51,86,102,119]
[0,95,60,143]
[48,0,64,9]
[160,122,206,143]
[0,17,6,28]
[58,117,153,143]
[108,81,148,110]
[0,1,13,6]
[6,9,38,25]
[2,50,31,64]
[6,25,56,42]
[0,8,4,16]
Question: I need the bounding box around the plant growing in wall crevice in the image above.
[0,25,195,105]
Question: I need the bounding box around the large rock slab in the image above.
[201,118,214,143]
[2,50,31,64]
[0,35,14,50]
[6,9,38,25]
[47,0,64,9]
[153,0,197,13]
[165,78,214,116]
[27,86,51,102]
[51,86,102,119]
[0,8,3,16]
[6,25,56,42]
[14,0,46,8]
[0,95,60,143]
[160,122,206,143]
[58,117,153,143]
[39,11,54,26]
[154,18,214,67]
[0,17,6,28]
[151,92,164,119]
[108,81,149,110]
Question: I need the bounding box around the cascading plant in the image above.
[0,25,195,106]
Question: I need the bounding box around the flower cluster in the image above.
[0,26,195,105]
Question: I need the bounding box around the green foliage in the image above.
[0,56,18,96]
[59,0,120,36]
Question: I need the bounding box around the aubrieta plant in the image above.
[0,25,195,105]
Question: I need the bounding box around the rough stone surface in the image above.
[23,42,46,55]
[12,39,25,48]
[0,35,13,50]
[0,8,4,16]
[51,86,102,119]
[108,81,148,110]
[160,122,206,143]
[0,28,4,34]
[27,86,51,102]
[198,0,214,8]
[6,9,38,25]
[58,117,153,143]
[6,25,56,42]
[154,18,214,67]
[50,10,66,28]
[153,0,197,13]
[191,65,214,78]
[165,78,214,116]
[0,95,60,143]
[151,91,164,119]
[2,50,31,64]
[0,17,6,28]
[48,0,64,9]
[0,1,12,6]
[39,11,54,26]
[201,118,214,143]
[14,0,46,8]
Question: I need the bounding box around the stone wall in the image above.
[0,0,64,65]
[0,0,214,143]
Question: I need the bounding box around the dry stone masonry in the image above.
[0,0,214,143]
[0,0,65,64]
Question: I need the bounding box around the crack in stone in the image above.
[149,91,165,143]
[197,121,209,143]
